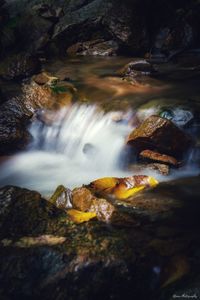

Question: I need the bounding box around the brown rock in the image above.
[146,163,170,176]
[67,40,118,57]
[33,72,58,86]
[140,149,178,166]
[127,115,193,159]
[118,59,156,78]
[72,187,134,224]
[90,198,116,223]
[128,163,170,176]
[72,187,94,212]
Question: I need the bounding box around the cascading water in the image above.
[0,104,135,195]
[0,103,199,196]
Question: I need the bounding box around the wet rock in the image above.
[146,163,170,176]
[0,97,32,154]
[52,0,148,55]
[0,178,200,300]
[89,175,158,200]
[72,187,134,224]
[0,186,67,239]
[49,185,72,210]
[72,187,95,212]
[67,39,118,56]
[127,115,194,159]
[140,150,179,167]
[129,163,170,176]
[118,59,156,78]
[33,72,58,86]
[72,187,116,223]
[114,176,200,224]
[22,81,73,111]
[0,54,41,80]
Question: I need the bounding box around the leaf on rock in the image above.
[67,209,97,224]
[90,175,158,199]
[91,177,117,192]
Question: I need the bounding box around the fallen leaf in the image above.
[67,209,97,224]
[90,175,158,199]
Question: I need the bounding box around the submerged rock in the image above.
[127,115,194,159]
[129,163,170,176]
[118,59,156,78]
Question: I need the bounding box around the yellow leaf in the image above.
[91,177,118,191]
[148,176,159,187]
[67,209,97,224]
[90,175,159,200]
[114,186,145,199]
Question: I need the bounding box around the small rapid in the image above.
[0,104,135,195]
[0,102,199,196]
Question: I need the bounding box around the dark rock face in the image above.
[0,178,200,299]
[67,39,119,56]
[1,0,200,58]
[127,115,194,159]
[0,98,32,154]
[0,54,41,80]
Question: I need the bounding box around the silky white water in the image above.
[0,103,199,196]
[0,104,136,195]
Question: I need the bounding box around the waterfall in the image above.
[0,104,133,195]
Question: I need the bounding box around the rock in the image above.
[49,185,72,209]
[89,175,158,200]
[146,163,170,176]
[140,150,179,166]
[127,115,194,159]
[0,97,32,154]
[15,14,53,55]
[0,54,41,80]
[33,72,58,86]
[67,39,118,56]
[72,187,134,224]
[33,4,63,21]
[52,0,148,55]
[129,163,170,176]
[22,81,73,111]
[118,59,156,78]
[0,186,67,239]
[0,178,200,299]
[72,187,95,212]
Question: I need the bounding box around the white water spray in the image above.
[0,104,134,195]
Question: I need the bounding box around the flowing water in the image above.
[0,56,200,196]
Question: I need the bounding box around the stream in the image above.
[0,56,200,195]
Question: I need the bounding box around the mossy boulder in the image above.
[0,178,200,299]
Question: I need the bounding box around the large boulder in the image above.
[127,115,194,159]
[52,0,148,55]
